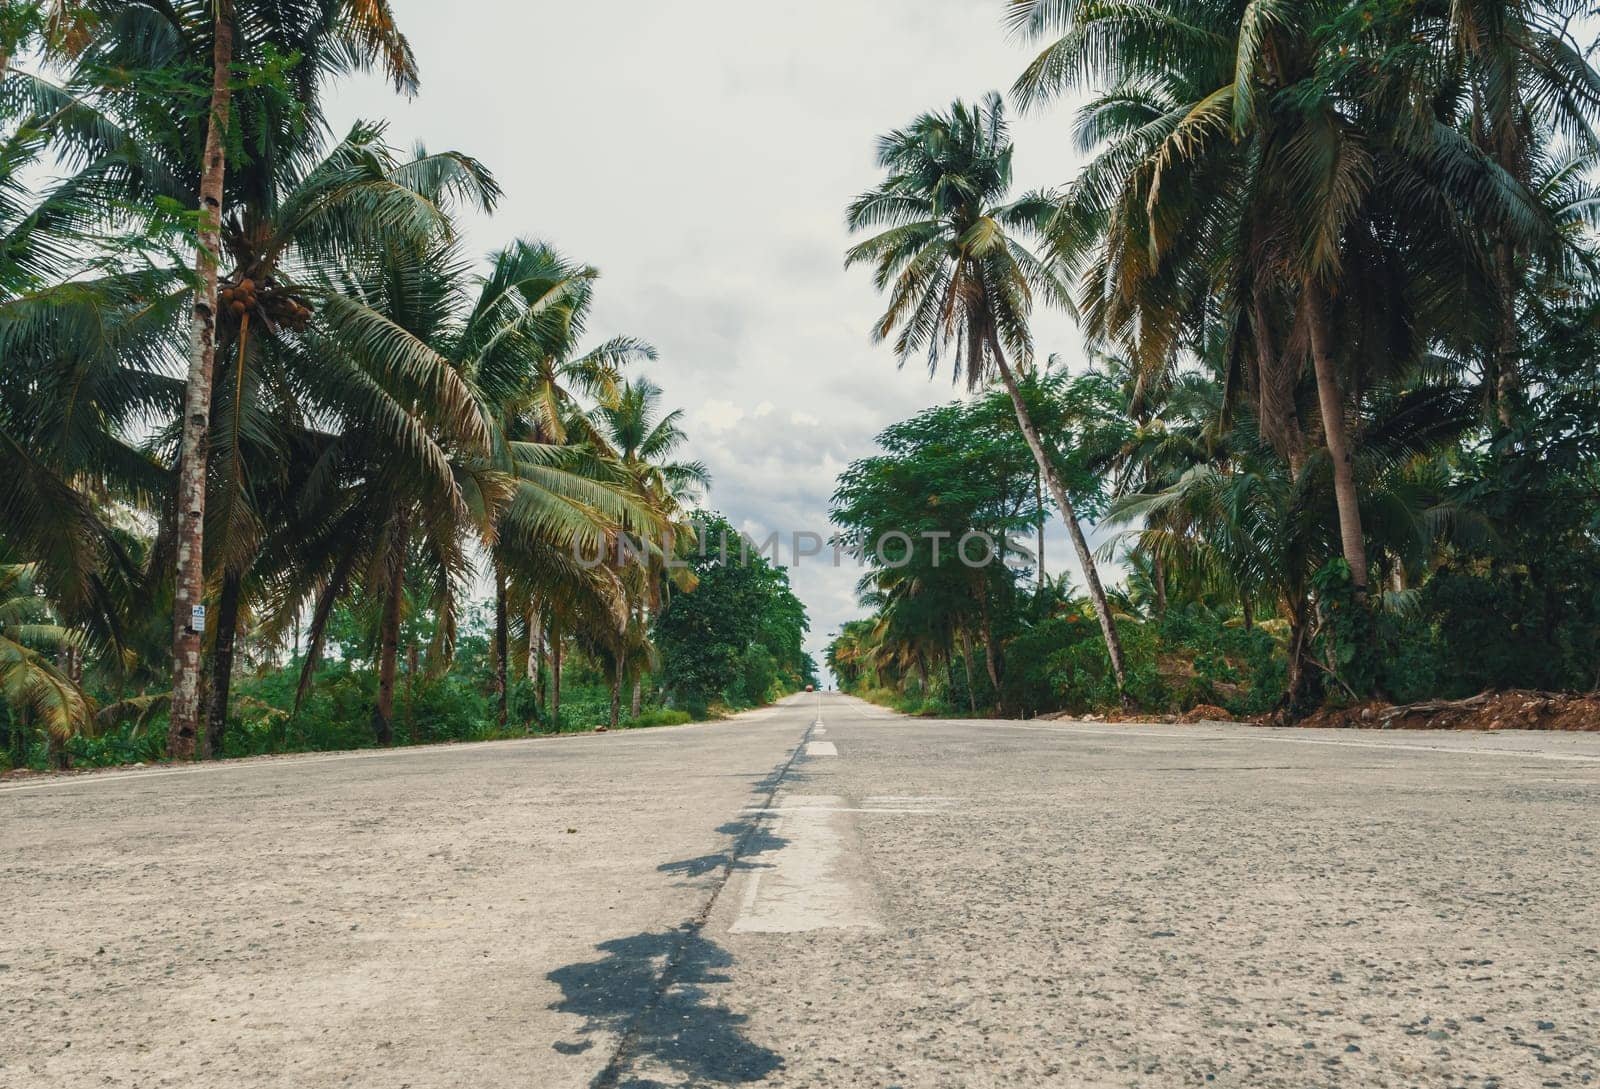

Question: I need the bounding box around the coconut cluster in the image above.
[218,275,314,332]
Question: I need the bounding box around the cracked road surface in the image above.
[4,692,1598,1087]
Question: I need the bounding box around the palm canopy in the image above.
[844,91,1064,388]
[596,377,711,513]
[1008,0,1576,386]
[473,242,655,451]
[54,0,416,206]
[1006,0,1589,594]
[0,94,183,635]
[175,123,502,739]
[0,560,94,744]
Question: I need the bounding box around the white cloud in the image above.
[691,399,746,434]
[789,410,820,428]
[754,400,774,418]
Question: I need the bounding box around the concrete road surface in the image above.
[4,692,1598,1088]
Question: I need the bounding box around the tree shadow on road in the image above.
[547,929,782,1087]
[655,817,788,879]
[654,757,809,881]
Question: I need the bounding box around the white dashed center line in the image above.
[729,794,879,933]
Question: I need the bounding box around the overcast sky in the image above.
[330,0,1099,675]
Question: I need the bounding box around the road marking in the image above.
[813,727,827,736]
[862,795,960,807]
[729,794,879,934]
[736,870,764,916]
[742,805,942,814]
[969,721,1600,764]
[806,741,838,756]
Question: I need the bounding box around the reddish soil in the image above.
[1288,690,1600,731]
[1052,690,1600,730]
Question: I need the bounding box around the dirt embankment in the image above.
[1289,690,1600,731]
[1055,691,1600,730]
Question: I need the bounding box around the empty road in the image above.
[4,692,1598,1087]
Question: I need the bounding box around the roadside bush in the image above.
[627,708,692,728]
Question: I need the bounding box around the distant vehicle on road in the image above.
[805,684,815,692]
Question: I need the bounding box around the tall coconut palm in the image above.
[196,123,498,755]
[595,376,709,721]
[0,95,185,648]
[845,92,1131,695]
[63,0,423,757]
[273,235,657,744]
[599,377,712,516]
[467,240,659,728]
[271,236,497,745]
[1436,0,1600,422]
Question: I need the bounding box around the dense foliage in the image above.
[835,0,1600,719]
[654,514,817,718]
[0,3,808,770]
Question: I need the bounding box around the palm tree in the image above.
[596,376,709,720]
[271,234,660,744]
[0,560,94,766]
[0,91,185,653]
[1009,0,1554,599]
[599,378,711,513]
[1438,0,1600,422]
[467,240,662,728]
[845,93,1131,696]
[197,123,499,755]
[60,0,422,757]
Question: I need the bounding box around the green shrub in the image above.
[626,708,693,728]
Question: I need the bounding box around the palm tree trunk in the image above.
[1252,286,1305,469]
[610,651,623,729]
[958,628,978,714]
[203,569,242,759]
[168,2,235,760]
[1493,240,1519,427]
[1034,466,1046,589]
[631,676,643,719]
[979,588,1001,706]
[532,606,547,716]
[493,562,508,729]
[371,512,408,746]
[1283,594,1312,714]
[1153,555,1168,616]
[531,598,544,674]
[989,348,1131,698]
[406,641,419,744]
[1304,282,1369,592]
[551,629,563,729]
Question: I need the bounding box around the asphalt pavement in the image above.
[4,692,1597,1087]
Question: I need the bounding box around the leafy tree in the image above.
[832,394,1045,710]
[654,514,810,716]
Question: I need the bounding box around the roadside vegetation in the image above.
[0,3,812,772]
[833,0,1600,723]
